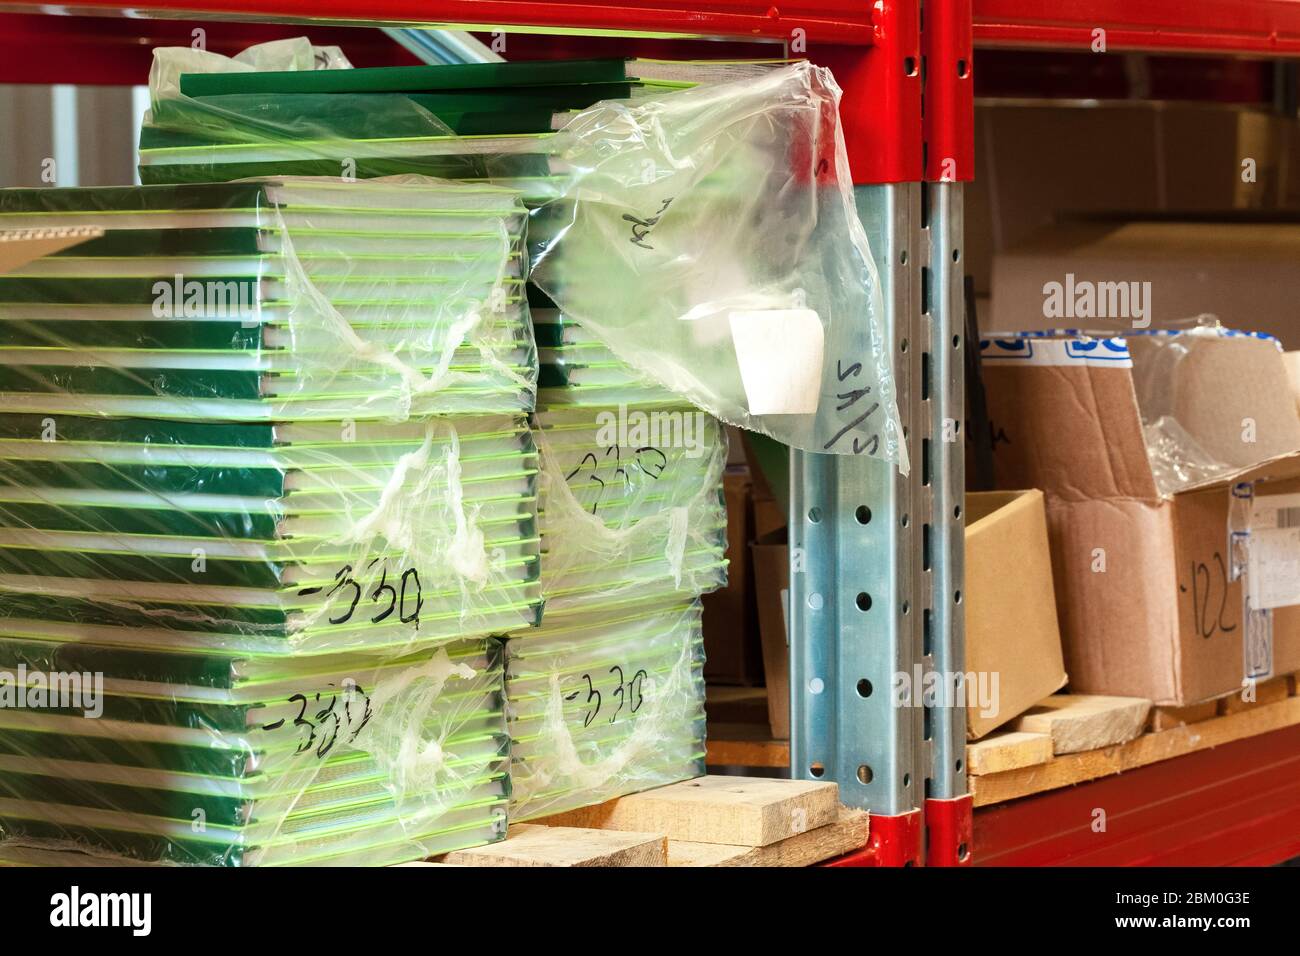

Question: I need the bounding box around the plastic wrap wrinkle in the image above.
[141,42,902,466]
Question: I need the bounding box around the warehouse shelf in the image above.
[3,0,1298,867]
[973,0,1300,55]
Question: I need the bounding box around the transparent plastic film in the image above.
[528,404,728,619]
[505,600,706,822]
[1127,327,1300,497]
[140,43,902,464]
[0,637,510,866]
[0,177,542,657]
[530,62,903,465]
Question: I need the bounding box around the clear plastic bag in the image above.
[140,41,904,466]
[0,174,537,865]
[505,598,706,821]
[1127,326,1300,496]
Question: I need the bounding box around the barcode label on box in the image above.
[1276,507,1300,529]
[1252,492,1300,530]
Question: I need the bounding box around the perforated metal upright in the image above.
[794,0,973,867]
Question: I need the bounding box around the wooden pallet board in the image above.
[1012,694,1151,754]
[538,774,839,846]
[427,776,869,867]
[967,731,1054,775]
[1220,675,1292,714]
[971,694,1300,806]
[706,723,790,768]
[667,808,869,867]
[442,824,668,867]
[1149,699,1220,731]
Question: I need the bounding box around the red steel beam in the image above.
[973,724,1300,866]
[973,0,1300,56]
[0,1,877,44]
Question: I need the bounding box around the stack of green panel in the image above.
[505,600,706,820]
[0,178,537,864]
[505,385,726,819]
[0,640,509,866]
[0,180,534,420]
[138,59,640,201]
[134,54,740,823]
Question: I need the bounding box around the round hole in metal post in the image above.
[855,505,872,524]
[808,507,821,523]
[856,678,872,698]
[857,765,873,785]
[856,592,872,611]
[810,762,826,778]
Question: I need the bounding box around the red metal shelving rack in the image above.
[967,0,1300,867]
[2,0,1298,866]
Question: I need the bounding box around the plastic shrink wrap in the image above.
[0,176,537,864]
[505,369,726,819]
[138,40,903,467]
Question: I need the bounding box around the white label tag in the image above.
[1247,492,1300,610]
[1244,597,1275,681]
[1251,491,1300,530]
[729,309,824,416]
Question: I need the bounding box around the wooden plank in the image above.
[667,809,869,867]
[441,824,667,867]
[1219,676,1292,715]
[972,695,1300,807]
[967,731,1053,775]
[1012,694,1151,754]
[537,775,839,847]
[706,723,789,768]
[1150,699,1220,731]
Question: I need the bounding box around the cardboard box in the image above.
[989,218,1300,347]
[751,531,790,739]
[965,490,1069,738]
[981,335,1300,705]
[702,468,764,685]
[752,492,1067,740]
[968,100,1289,297]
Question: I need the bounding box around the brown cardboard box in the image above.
[981,336,1300,704]
[965,490,1069,739]
[989,219,1300,347]
[752,492,1066,741]
[702,468,763,685]
[751,532,790,739]
[968,100,1289,297]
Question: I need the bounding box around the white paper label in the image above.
[730,309,824,416]
[1243,597,1275,681]
[1247,492,1300,610]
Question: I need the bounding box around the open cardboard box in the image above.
[990,218,1300,348]
[981,333,1300,705]
[754,489,1067,740]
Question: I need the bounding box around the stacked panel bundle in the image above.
[0,177,539,864]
